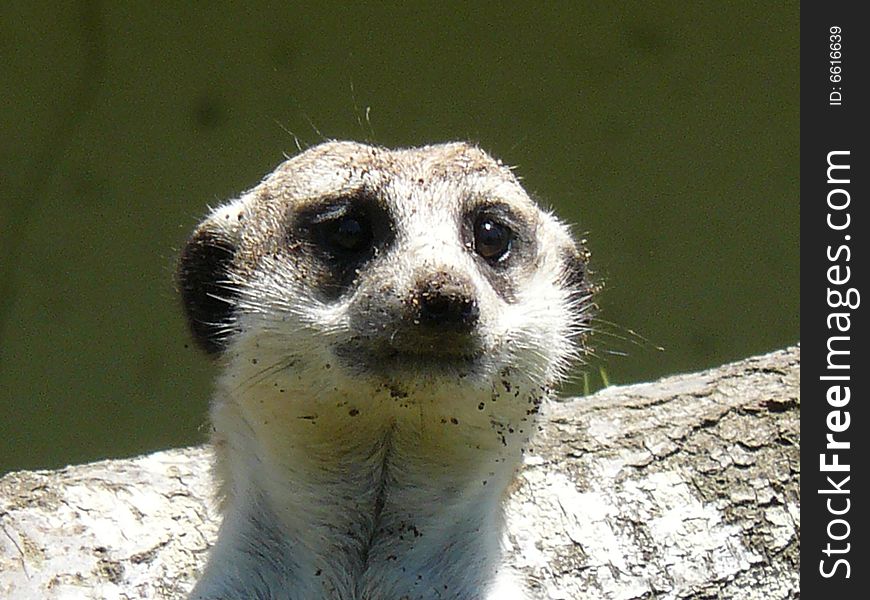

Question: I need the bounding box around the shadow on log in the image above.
[0,347,799,599]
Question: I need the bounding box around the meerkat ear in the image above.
[561,240,596,314]
[177,210,241,355]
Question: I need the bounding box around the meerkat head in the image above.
[178,141,593,420]
[179,141,594,600]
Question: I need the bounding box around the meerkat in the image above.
[177,141,594,600]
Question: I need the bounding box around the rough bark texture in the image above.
[0,347,800,599]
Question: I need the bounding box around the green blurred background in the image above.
[0,2,798,474]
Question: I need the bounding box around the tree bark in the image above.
[0,347,799,599]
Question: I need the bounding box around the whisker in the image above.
[233,355,301,393]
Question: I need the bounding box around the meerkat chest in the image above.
[235,427,521,600]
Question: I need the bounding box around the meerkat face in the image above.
[178,141,593,403]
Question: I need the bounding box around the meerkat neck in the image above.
[193,389,526,600]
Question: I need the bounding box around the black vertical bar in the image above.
[802,2,868,596]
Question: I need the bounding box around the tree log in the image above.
[0,347,799,599]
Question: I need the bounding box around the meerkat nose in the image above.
[412,271,480,333]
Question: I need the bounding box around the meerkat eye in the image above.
[474,217,512,262]
[329,215,371,252]
[319,214,373,255]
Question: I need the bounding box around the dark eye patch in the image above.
[462,201,536,303]
[294,194,394,299]
[464,203,531,265]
